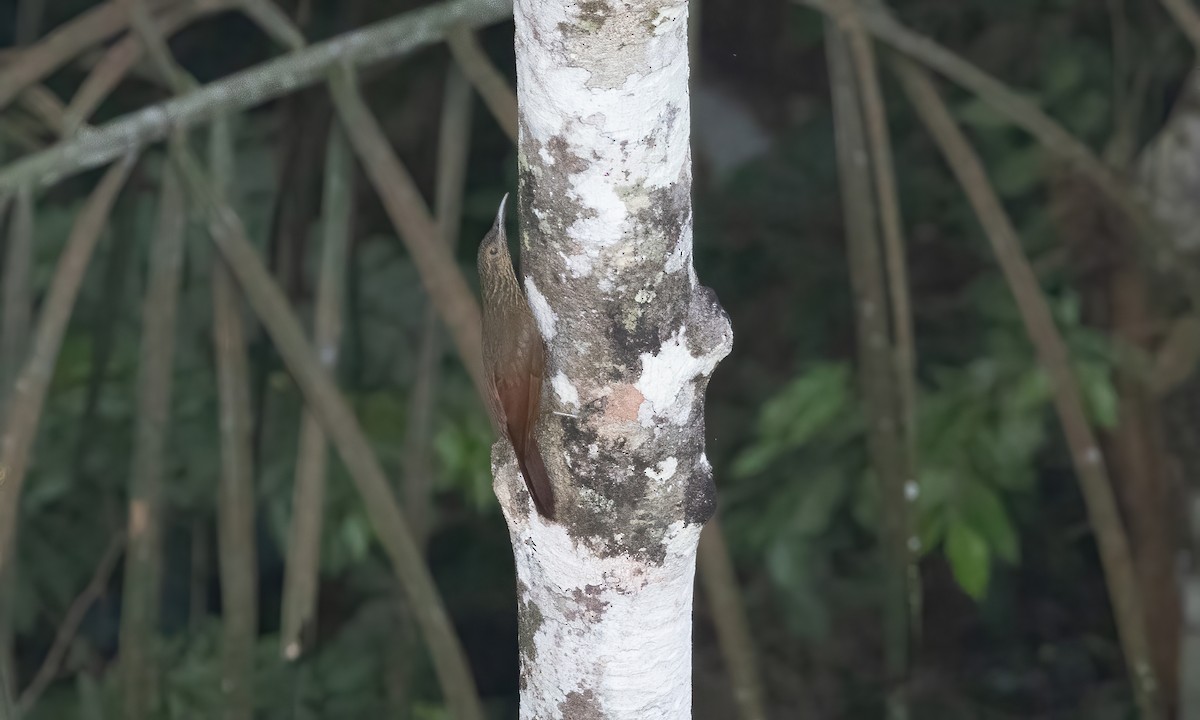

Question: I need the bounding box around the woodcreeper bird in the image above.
[478,194,555,518]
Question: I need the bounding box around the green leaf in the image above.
[758,363,851,446]
[1075,361,1119,428]
[915,507,945,556]
[851,467,880,529]
[792,470,847,536]
[992,145,1044,198]
[731,441,783,479]
[340,514,372,563]
[961,482,1020,564]
[766,536,807,591]
[1041,52,1085,100]
[1008,368,1052,413]
[945,519,991,600]
[915,466,955,510]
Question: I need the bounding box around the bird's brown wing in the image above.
[482,364,505,436]
[494,360,555,518]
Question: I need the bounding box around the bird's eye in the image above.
[490,247,500,256]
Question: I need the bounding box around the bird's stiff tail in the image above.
[517,436,556,519]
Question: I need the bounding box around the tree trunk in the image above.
[503,0,732,715]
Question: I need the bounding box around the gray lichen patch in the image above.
[559,687,606,719]
[517,581,544,689]
[565,584,611,622]
[518,127,595,264]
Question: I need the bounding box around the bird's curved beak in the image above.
[495,192,510,233]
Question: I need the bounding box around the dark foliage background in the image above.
[0,0,1195,717]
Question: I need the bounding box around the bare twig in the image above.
[209,116,259,720]
[171,139,485,720]
[837,6,919,714]
[446,25,519,143]
[18,533,125,713]
[0,153,137,581]
[835,0,921,658]
[698,520,768,720]
[328,64,487,398]
[894,58,1162,720]
[119,151,186,720]
[0,0,515,191]
[827,24,912,717]
[280,121,353,661]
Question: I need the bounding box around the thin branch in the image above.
[0,0,515,191]
[795,0,1198,302]
[1160,0,1200,51]
[835,0,921,646]
[894,57,1163,720]
[0,0,172,111]
[446,24,519,143]
[170,137,485,720]
[119,151,187,720]
[826,23,912,717]
[836,6,921,712]
[209,116,259,720]
[698,520,768,720]
[328,64,487,398]
[280,120,353,661]
[0,153,138,581]
[18,533,125,714]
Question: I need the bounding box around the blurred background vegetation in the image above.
[1,0,1199,718]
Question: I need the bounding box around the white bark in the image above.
[497,0,732,716]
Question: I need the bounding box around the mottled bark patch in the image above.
[547,0,681,89]
[556,416,671,564]
[565,584,610,622]
[517,580,544,690]
[518,128,595,266]
[560,687,606,719]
